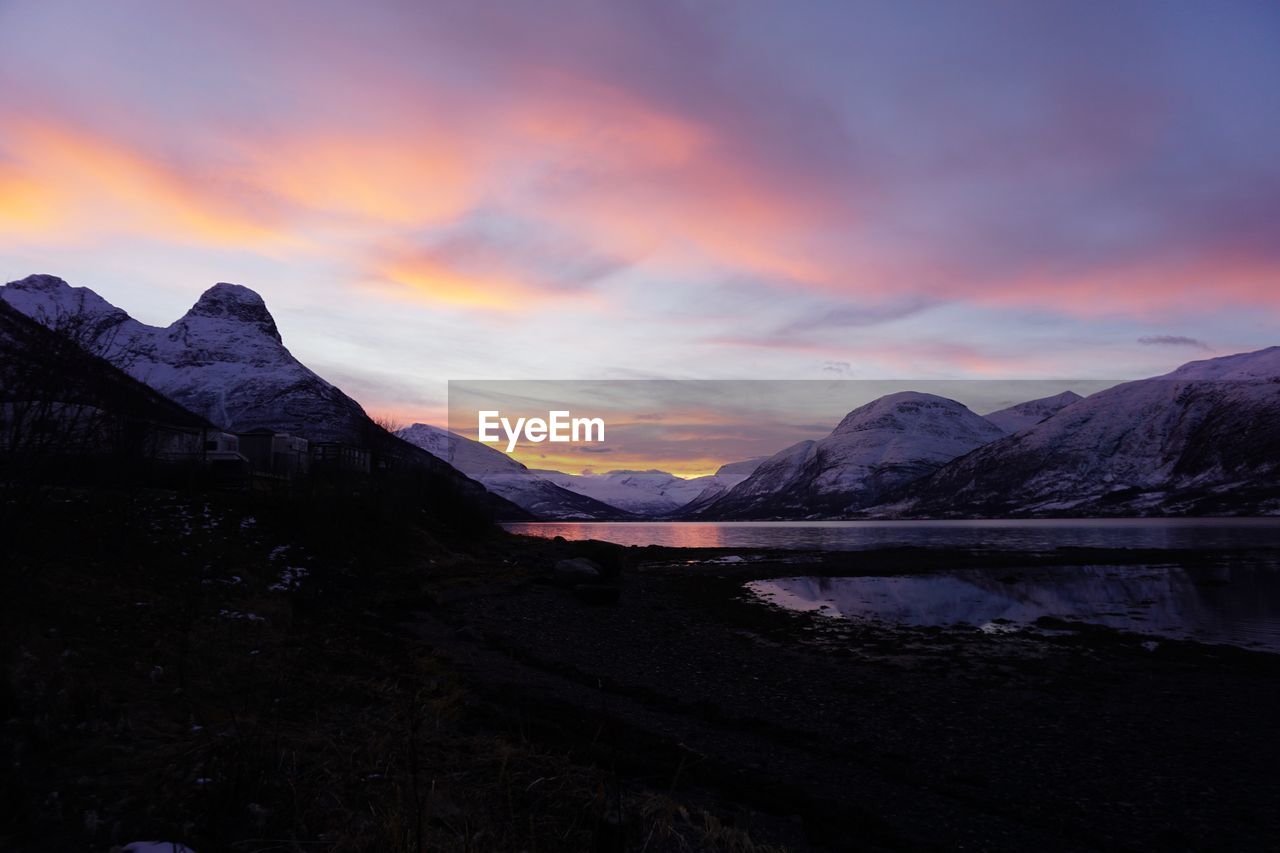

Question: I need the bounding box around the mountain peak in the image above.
[8,273,73,293]
[183,283,280,342]
[833,391,977,435]
[1,273,131,330]
[984,389,1086,434]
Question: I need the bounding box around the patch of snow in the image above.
[268,566,309,592]
[218,609,264,622]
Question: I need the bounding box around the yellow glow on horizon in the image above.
[504,446,724,480]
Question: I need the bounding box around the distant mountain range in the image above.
[533,465,768,517]
[5,273,1277,519]
[395,423,764,520]
[397,423,626,520]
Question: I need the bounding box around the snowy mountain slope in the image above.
[984,390,1083,434]
[673,458,767,517]
[532,468,718,517]
[888,346,1280,517]
[698,392,1007,519]
[1,275,368,443]
[398,423,629,520]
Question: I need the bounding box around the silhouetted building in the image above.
[310,442,371,474]
[236,429,310,478]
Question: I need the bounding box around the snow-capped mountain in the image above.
[1,274,531,520]
[398,423,628,520]
[0,297,213,441]
[673,458,767,517]
[698,392,1007,519]
[890,346,1280,516]
[984,390,1083,434]
[531,468,707,516]
[1,275,367,443]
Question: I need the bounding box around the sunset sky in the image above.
[2,0,1279,434]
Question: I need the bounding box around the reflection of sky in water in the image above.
[504,519,1280,551]
[748,563,1280,652]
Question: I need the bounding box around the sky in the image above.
[2,0,1279,445]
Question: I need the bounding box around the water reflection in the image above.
[514,521,728,548]
[747,562,1280,651]
[503,519,1280,551]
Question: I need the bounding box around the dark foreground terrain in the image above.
[425,542,1280,852]
[4,487,1279,851]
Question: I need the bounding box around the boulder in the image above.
[553,558,602,584]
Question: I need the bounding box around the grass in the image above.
[0,484,789,852]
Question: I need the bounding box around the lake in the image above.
[502,518,1280,551]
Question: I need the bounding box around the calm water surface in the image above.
[503,519,1280,551]
[748,562,1280,652]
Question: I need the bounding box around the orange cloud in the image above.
[0,118,485,255]
[480,73,850,288]
[370,254,537,311]
[507,73,711,171]
[0,121,285,247]
[0,161,63,235]
[2,72,851,311]
[236,131,479,228]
